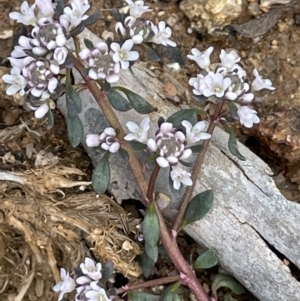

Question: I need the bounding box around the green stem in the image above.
[116,275,181,294]
[172,102,225,231]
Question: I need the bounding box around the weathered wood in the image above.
[58,29,300,301]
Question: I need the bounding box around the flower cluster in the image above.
[115,0,176,47]
[124,117,211,189]
[3,0,93,118]
[53,257,111,301]
[86,127,120,153]
[188,47,275,128]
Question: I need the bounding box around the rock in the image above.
[179,0,242,34]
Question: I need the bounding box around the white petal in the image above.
[156,156,169,168]
[35,103,49,118]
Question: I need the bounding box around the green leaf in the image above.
[190,144,204,153]
[118,148,129,160]
[67,115,83,147]
[193,249,218,269]
[145,243,158,262]
[47,109,54,129]
[180,190,213,229]
[54,0,64,19]
[223,124,246,161]
[143,202,160,248]
[82,9,100,27]
[139,252,155,278]
[224,293,238,301]
[66,71,82,116]
[227,101,239,119]
[92,154,110,194]
[107,88,132,112]
[166,109,201,128]
[212,273,245,299]
[160,292,181,301]
[115,86,156,114]
[129,292,156,301]
[143,44,160,61]
[84,38,94,49]
[101,261,114,283]
[129,140,147,151]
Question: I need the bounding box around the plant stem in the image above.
[172,102,225,231]
[71,52,149,202]
[147,163,160,201]
[116,275,181,294]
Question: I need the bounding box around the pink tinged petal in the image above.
[88,69,98,80]
[181,175,192,186]
[31,87,44,97]
[182,120,192,131]
[147,139,157,152]
[167,156,178,164]
[223,77,232,90]
[96,42,108,53]
[173,178,181,190]
[56,35,67,47]
[175,131,185,142]
[225,91,237,100]
[132,35,143,44]
[76,276,92,285]
[47,40,57,50]
[48,77,58,93]
[79,48,91,60]
[85,291,99,298]
[160,122,173,134]
[124,133,136,141]
[101,143,109,151]
[181,148,192,160]
[18,36,32,48]
[33,47,48,56]
[36,0,54,17]
[141,117,150,131]
[84,257,96,269]
[156,156,169,168]
[109,142,120,153]
[35,103,49,118]
[86,134,101,147]
[122,39,133,51]
[120,61,129,69]
[110,42,120,52]
[242,93,254,102]
[104,127,116,136]
[106,74,120,83]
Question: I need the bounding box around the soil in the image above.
[0,0,300,301]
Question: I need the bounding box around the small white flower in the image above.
[252,68,275,91]
[63,0,90,28]
[35,0,54,18]
[9,1,37,26]
[2,66,27,96]
[53,268,76,301]
[181,120,211,144]
[86,134,101,147]
[34,103,50,118]
[170,165,193,190]
[187,47,214,71]
[100,127,120,153]
[80,257,102,281]
[203,72,232,98]
[219,49,241,71]
[125,0,152,19]
[237,106,260,128]
[188,74,207,96]
[111,39,139,69]
[54,47,68,65]
[85,281,111,301]
[150,21,176,47]
[124,117,150,143]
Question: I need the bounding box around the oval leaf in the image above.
[193,249,218,269]
[224,294,238,301]
[67,115,83,147]
[47,109,54,129]
[161,292,181,301]
[92,154,110,195]
[212,273,245,298]
[181,190,213,229]
[143,201,160,247]
[66,71,82,116]
[115,86,156,114]
[223,124,246,161]
[82,9,100,27]
[129,292,156,301]
[190,144,204,153]
[143,44,160,61]
[139,252,155,278]
[167,109,199,128]
[129,141,147,151]
[84,38,94,49]
[107,88,132,112]
[145,243,158,263]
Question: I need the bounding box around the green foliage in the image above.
[223,123,246,161]
[129,292,156,301]
[143,202,160,262]
[166,109,204,128]
[66,74,82,117]
[101,261,114,283]
[139,252,155,278]
[82,9,100,27]
[129,141,147,151]
[224,293,238,301]
[193,249,218,269]
[67,115,83,147]
[106,88,132,112]
[160,292,181,301]
[180,190,214,230]
[92,153,110,195]
[212,273,245,299]
[143,44,160,61]
[115,87,156,114]
[47,109,54,129]
[83,38,94,49]
[160,283,181,301]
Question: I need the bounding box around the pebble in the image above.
[0,29,13,39]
